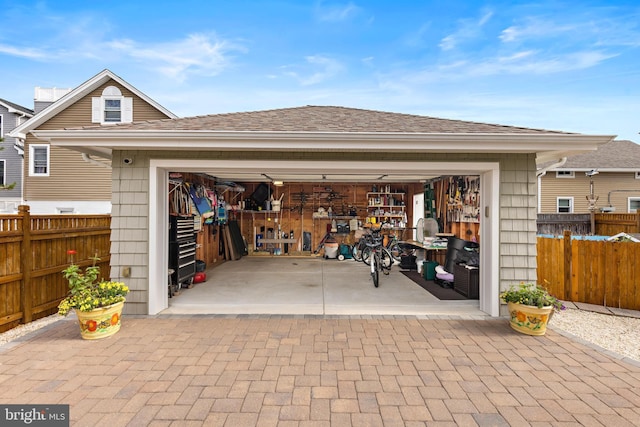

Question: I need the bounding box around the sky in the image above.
[0,0,638,142]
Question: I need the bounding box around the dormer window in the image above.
[92,86,133,124]
[104,99,121,122]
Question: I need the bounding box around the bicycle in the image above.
[357,226,394,287]
[353,221,405,265]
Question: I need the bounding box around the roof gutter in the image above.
[536,157,568,178]
[81,153,112,169]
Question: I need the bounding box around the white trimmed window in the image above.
[0,159,5,186]
[92,86,133,124]
[556,170,574,178]
[635,172,640,179]
[29,144,50,176]
[557,197,573,213]
[629,198,640,213]
[0,114,3,137]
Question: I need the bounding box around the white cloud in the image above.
[499,13,640,48]
[499,19,579,43]
[106,34,244,82]
[315,1,360,22]
[282,55,344,86]
[0,44,48,60]
[439,9,494,51]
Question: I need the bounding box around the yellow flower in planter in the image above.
[501,282,564,336]
[58,250,129,316]
[500,282,565,310]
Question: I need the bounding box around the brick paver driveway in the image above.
[1,315,639,426]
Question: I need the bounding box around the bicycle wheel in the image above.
[380,248,393,271]
[371,253,379,287]
[361,246,372,265]
[388,241,402,261]
[352,240,363,262]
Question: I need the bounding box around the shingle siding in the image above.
[111,151,150,314]
[499,154,538,310]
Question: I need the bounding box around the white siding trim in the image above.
[122,97,133,123]
[147,159,501,316]
[92,90,133,124]
[29,144,50,177]
[557,196,574,213]
[91,97,101,123]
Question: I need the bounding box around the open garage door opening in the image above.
[148,160,500,316]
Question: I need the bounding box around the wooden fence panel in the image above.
[618,242,635,309]
[536,236,565,297]
[0,206,111,332]
[594,241,607,306]
[537,235,640,311]
[537,214,591,236]
[595,213,640,236]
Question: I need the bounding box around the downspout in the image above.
[82,153,112,169]
[536,157,568,212]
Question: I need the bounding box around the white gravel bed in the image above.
[0,314,66,346]
[550,307,640,362]
[2,310,639,364]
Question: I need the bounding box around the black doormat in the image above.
[401,271,468,300]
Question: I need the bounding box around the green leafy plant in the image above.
[58,250,129,316]
[500,282,565,310]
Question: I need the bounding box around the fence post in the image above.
[563,230,572,301]
[636,212,640,233]
[19,205,33,324]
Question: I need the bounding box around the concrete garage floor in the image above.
[162,257,487,317]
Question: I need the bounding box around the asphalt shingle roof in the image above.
[0,98,34,115]
[87,105,573,134]
[550,139,640,169]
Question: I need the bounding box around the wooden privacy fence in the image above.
[0,205,111,332]
[537,230,640,310]
[595,212,640,236]
[537,212,640,236]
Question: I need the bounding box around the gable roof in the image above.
[31,104,616,163]
[543,139,640,170]
[0,98,34,117]
[9,69,176,138]
[88,105,574,134]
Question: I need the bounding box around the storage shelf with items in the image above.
[366,189,406,228]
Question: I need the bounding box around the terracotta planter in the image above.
[507,301,553,336]
[74,300,124,340]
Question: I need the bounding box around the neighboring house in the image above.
[538,139,640,213]
[30,74,615,318]
[8,69,176,214]
[0,98,33,212]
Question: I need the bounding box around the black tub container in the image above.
[444,237,479,273]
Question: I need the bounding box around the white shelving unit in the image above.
[366,191,406,227]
